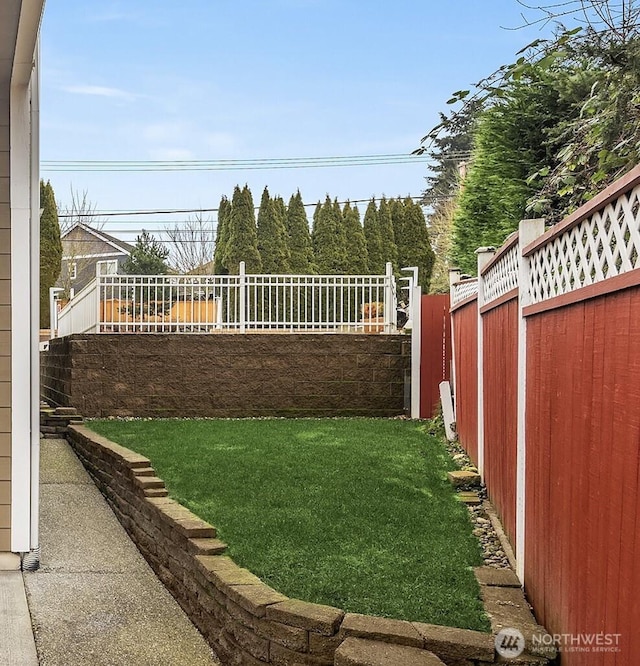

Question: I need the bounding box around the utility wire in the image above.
[58,195,430,219]
[43,151,471,173]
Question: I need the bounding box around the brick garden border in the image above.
[42,407,553,666]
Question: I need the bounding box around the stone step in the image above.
[447,470,481,487]
[457,491,482,505]
[144,487,169,498]
[335,638,445,666]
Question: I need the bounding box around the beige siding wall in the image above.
[0,91,10,551]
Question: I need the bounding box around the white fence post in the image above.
[448,268,461,417]
[239,261,247,334]
[476,247,496,481]
[516,219,546,583]
[49,287,63,339]
[384,261,394,333]
[95,263,101,333]
[401,266,421,419]
[411,280,422,419]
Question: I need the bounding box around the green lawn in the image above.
[87,418,489,631]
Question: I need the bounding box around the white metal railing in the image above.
[451,277,478,306]
[55,261,399,336]
[56,277,99,336]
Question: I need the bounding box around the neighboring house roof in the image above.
[187,259,215,275]
[61,223,134,258]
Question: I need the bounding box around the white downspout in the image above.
[26,38,41,568]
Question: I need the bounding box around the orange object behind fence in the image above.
[167,300,217,324]
[100,299,132,323]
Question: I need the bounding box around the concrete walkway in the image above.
[23,438,220,666]
[0,572,38,665]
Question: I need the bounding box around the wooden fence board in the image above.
[419,294,451,419]
[525,287,640,665]
[482,297,518,547]
[451,299,478,464]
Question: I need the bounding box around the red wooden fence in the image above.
[419,294,451,419]
[481,296,518,548]
[524,286,640,664]
[451,296,478,465]
[446,166,640,664]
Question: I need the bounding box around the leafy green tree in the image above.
[286,191,315,273]
[416,102,479,289]
[40,180,62,328]
[122,230,170,275]
[342,202,369,274]
[377,197,398,272]
[312,195,348,273]
[363,199,384,273]
[528,30,640,218]
[422,6,640,273]
[225,185,262,274]
[213,196,231,274]
[417,101,480,208]
[256,187,291,273]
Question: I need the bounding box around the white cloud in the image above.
[62,85,137,101]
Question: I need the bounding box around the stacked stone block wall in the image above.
[41,334,410,418]
[64,422,553,666]
[39,404,83,438]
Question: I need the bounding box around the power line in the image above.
[58,195,429,219]
[43,151,471,173]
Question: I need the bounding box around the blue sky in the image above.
[40,0,560,240]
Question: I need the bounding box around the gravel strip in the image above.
[444,439,512,569]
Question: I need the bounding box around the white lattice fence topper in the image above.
[483,244,519,304]
[452,278,478,306]
[528,184,640,304]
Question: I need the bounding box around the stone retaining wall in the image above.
[64,422,553,666]
[41,333,410,418]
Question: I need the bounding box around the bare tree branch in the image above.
[164,214,216,274]
[57,187,107,295]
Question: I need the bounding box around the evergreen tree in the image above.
[225,185,262,273]
[256,187,291,273]
[312,196,348,273]
[427,198,457,293]
[377,197,398,273]
[342,202,369,274]
[286,191,315,273]
[213,195,231,274]
[39,180,62,328]
[363,199,384,273]
[389,198,405,264]
[273,196,288,231]
[274,195,292,271]
[397,198,435,292]
[312,201,322,235]
[122,230,170,275]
